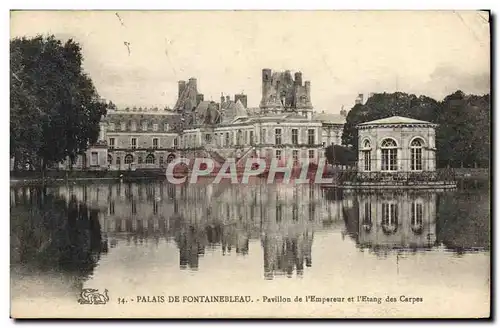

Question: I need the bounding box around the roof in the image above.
[358,116,434,126]
[313,112,346,124]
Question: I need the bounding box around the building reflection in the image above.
[11,182,343,278]
[343,191,438,255]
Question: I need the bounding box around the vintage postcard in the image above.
[10,10,491,319]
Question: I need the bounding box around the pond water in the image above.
[10,179,490,318]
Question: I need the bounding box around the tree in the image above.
[341,92,440,153]
[325,145,357,166]
[10,35,108,171]
[436,91,490,168]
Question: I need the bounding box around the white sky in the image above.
[10,10,490,113]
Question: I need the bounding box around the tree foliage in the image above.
[341,91,490,168]
[10,35,108,170]
[325,145,357,166]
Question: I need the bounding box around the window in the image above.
[292,129,299,145]
[109,201,115,215]
[364,151,371,171]
[363,202,372,231]
[275,149,282,161]
[131,121,137,131]
[275,128,282,145]
[153,124,158,132]
[410,138,423,171]
[308,129,315,145]
[244,130,248,144]
[292,150,299,164]
[91,152,98,166]
[116,156,121,165]
[261,129,267,143]
[411,202,423,233]
[159,156,164,166]
[121,121,126,131]
[153,138,159,149]
[153,200,158,214]
[225,132,230,147]
[131,138,137,149]
[292,204,298,221]
[237,130,243,146]
[142,121,148,131]
[138,156,143,164]
[276,203,283,222]
[362,139,371,171]
[109,137,115,149]
[145,154,155,164]
[124,154,133,164]
[164,123,169,132]
[107,154,113,165]
[381,138,397,171]
[109,123,115,131]
[249,131,254,145]
[205,134,212,143]
[382,203,398,234]
[132,200,137,214]
[173,137,178,148]
[309,202,316,220]
[308,149,315,159]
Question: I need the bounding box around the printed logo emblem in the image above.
[77,288,110,305]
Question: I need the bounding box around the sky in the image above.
[10,10,490,113]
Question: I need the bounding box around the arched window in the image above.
[362,139,371,171]
[124,154,133,164]
[116,156,121,165]
[381,202,398,234]
[166,153,176,163]
[410,138,424,171]
[107,154,113,165]
[145,154,155,164]
[381,138,397,171]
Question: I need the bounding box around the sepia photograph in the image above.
[9,10,491,319]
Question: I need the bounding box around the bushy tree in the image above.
[10,35,108,171]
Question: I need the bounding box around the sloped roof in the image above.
[222,99,248,123]
[313,112,346,124]
[358,116,433,126]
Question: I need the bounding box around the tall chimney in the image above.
[178,81,186,98]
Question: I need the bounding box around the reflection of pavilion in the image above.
[343,191,437,254]
[13,182,343,277]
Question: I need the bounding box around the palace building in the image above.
[55,69,346,171]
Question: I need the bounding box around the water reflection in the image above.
[10,188,108,293]
[10,181,489,284]
[342,191,437,255]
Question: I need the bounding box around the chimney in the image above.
[196,94,204,106]
[178,81,186,98]
[220,92,225,104]
[188,78,197,92]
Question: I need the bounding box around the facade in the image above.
[178,113,326,166]
[356,116,437,174]
[57,108,181,171]
[53,70,346,171]
[176,70,345,166]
